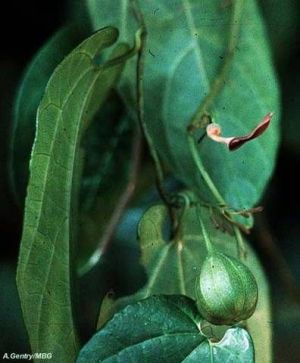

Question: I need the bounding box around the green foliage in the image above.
[9,21,136,271]
[12,1,281,362]
[16,27,133,362]
[98,203,272,362]
[10,25,87,204]
[77,295,254,363]
[87,0,280,212]
[117,204,252,299]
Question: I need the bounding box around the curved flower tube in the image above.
[206,112,274,151]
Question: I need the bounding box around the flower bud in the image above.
[195,252,258,325]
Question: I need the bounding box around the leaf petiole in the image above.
[188,134,226,207]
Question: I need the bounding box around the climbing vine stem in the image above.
[197,207,214,254]
[233,225,247,259]
[188,135,247,258]
[187,0,246,258]
[130,0,166,199]
[187,135,225,206]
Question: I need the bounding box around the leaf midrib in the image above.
[182,0,210,89]
[22,63,94,271]
[35,66,102,348]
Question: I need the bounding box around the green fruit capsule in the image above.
[195,252,258,325]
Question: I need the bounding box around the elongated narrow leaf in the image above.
[101,204,271,362]
[87,0,280,211]
[78,295,254,362]
[16,27,131,362]
[10,25,87,204]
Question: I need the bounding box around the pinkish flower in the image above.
[206,112,273,151]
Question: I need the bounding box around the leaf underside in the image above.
[10,24,88,204]
[16,27,130,362]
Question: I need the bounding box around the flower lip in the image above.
[206,112,274,151]
[228,112,273,151]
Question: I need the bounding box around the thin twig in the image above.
[186,0,244,204]
[130,0,179,236]
[100,128,143,254]
[130,0,168,201]
[78,128,143,276]
[186,0,248,257]
[188,134,226,206]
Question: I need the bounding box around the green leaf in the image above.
[133,205,243,297]
[16,27,131,362]
[87,0,280,211]
[182,326,254,362]
[101,203,272,362]
[9,21,134,271]
[77,295,254,363]
[10,24,87,204]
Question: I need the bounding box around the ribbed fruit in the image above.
[195,252,258,325]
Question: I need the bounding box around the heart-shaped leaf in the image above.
[77,295,254,362]
[99,203,272,362]
[86,0,280,211]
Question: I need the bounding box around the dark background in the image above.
[0,0,67,356]
[0,1,299,362]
